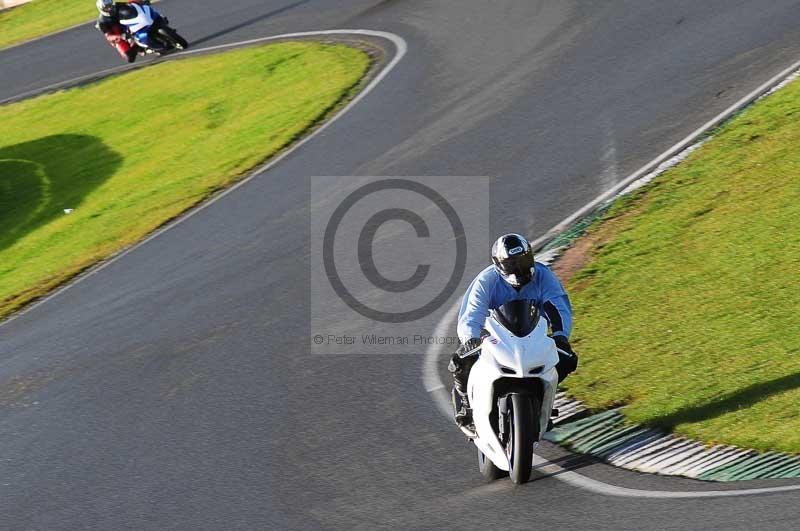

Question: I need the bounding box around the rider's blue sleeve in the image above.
[536,264,573,338]
[457,267,494,342]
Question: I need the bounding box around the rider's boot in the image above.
[452,386,472,428]
[449,355,476,430]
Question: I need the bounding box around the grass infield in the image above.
[559,77,800,453]
[0,0,99,50]
[0,41,370,318]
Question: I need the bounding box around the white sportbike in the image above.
[458,300,560,484]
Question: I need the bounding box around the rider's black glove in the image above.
[553,335,578,382]
[553,334,573,354]
[457,337,482,358]
[448,337,482,374]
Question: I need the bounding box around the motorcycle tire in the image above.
[477,447,506,482]
[505,393,539,484]
[157,26,189,50]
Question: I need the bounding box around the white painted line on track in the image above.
[424,310,458,417]
[0,61,138,105]
[2,20,96,54]
[534,462,800,498]
[423,303,458,396]
[1,29,403,105]
[0,29,407,328]
[529,56,800,249]
[422,57,800,497]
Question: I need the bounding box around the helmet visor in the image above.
[496,253,533,286]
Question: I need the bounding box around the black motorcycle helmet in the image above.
[491,233,534,288]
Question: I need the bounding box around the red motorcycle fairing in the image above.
[103,23,134,60]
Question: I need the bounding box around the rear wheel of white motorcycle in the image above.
[477,447,506,482]
[506,393,539,484]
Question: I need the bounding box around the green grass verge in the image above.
[563,77,800,454]
[0,41,370,318]
[0,0,97,50]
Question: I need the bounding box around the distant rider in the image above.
[96,0,165,62]
[449,233,579,428]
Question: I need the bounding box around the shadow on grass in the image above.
[646,372,800,428]
[0,134,121,252]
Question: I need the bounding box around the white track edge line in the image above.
[422,57,800,497]
[1,28,399,105]
[534,463,800,498]
[0,29,407,329]
[529,56,800,249]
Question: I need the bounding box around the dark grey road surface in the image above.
[2,1,800,529]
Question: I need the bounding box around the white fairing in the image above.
[120,3,154,33]
[467,312,559,471]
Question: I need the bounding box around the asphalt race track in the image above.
[2,1,800,529]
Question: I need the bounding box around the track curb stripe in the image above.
[534,70,800,483]
[423,61,800,495]
[547,399,800,481]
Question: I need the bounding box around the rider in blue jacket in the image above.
[449,233,579,428]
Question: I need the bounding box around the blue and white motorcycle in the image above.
[120,1,189,55]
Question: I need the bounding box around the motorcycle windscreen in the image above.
[493,299,539,337]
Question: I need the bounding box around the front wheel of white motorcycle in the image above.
[477,447,505,482]
[506,393,538,484]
